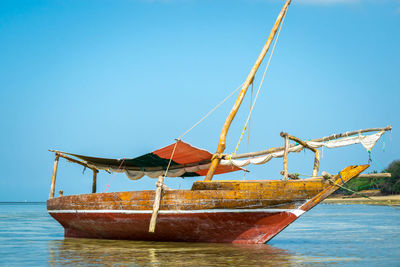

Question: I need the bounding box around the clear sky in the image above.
[0,0,399,201]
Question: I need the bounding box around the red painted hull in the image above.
[49,210,299,244]
[47,165,369,244]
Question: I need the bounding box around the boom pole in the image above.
[205,0,292,181]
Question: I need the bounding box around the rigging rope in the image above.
[232,9,288,156]
[327,177,400,211]
[160,140,179,181]
[104,158,125,192]
[247,82,253,155]
[243,83,254,180]
[178,83,243,140]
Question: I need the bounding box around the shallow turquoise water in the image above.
[0,203,399,266]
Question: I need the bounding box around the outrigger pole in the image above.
[205,0,292,181]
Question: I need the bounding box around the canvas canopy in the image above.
[59,141,240,180]
[54,131,385,180]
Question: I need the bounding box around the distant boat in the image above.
[47,0,392,244]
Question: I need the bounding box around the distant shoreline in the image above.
[323,195,400,206]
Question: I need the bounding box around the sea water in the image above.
[0,203,399,266]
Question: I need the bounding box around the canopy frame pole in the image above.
[49,150,99,197]
[49,150,98,172]
[312,150,321,177]
[281,133,289,180]
[205,0,292,181]
[282,132,321,177]
[92,169,99,193]
[49,153,60,199]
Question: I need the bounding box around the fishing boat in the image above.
[47,0,392,244]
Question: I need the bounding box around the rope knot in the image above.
[211,152,223,161]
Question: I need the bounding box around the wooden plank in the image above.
[48,179,329,212]
[192,179,325,191]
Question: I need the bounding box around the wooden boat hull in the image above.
[47,165,369,244]
[49,209,301,244]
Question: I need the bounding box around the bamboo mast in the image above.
[205,0,292,181]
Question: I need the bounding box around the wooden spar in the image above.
[204,0,292,181]
[285,133,316,153]
[230,125,392,160]
[281,132,320,177]
[49,150,99,195]
[316,172,391,180]
[149,175,165,233]
[92,170,98,193]
[49,153,60,199]
[49,150,98,172]
[281,133,289,180]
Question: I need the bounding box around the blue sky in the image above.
[0,0,399,201]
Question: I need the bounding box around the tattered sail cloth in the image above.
[59,141,240,180]
[223,131,385,168]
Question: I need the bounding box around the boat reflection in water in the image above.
[47,239,298,266]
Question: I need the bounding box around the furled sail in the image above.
[56,141,240,180]
[221,131,384,168]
